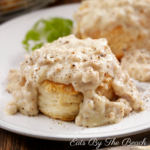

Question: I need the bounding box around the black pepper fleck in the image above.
[72,64,75,67]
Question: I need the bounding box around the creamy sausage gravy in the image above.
[6,35,143,127]
[121,48,150,82]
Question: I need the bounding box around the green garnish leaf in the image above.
[47,30,60,43]
[22,17,73,52]
[32,42,43,51]
[25,30,40,41]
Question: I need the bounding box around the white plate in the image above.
[0,4,150,141]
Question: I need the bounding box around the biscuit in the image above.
[6,35,144,127]
[73,0,150,60]
[38,80,83,121]
[38,77,116,121]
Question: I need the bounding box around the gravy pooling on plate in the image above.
[6,35,144,127]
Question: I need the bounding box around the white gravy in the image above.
[6,35,143,127]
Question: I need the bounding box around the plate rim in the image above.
[0,119,150,141]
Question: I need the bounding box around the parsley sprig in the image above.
[22,17,73,51]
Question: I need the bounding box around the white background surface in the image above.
[0,4,150,141]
